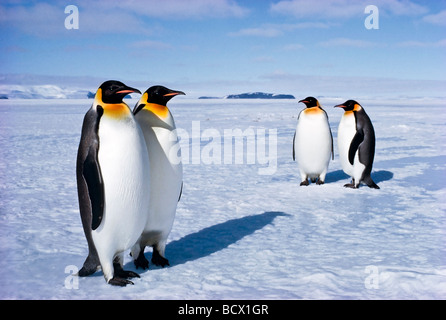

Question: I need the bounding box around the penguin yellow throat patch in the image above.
[145,103,169,119]
[304,106,323,115]
[94,88,130,119]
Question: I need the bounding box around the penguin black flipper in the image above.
[76,105,104,276]
[83,144,105,230]
[292,131,296,161]
[79,106,105,230]
[178,181,183,202]
[348,130,364,166]
[133,102,145,115]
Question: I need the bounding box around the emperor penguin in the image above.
[293,97,333,185]
[131,85,185,269]
[335,100,379,189]
[76,80,151,286]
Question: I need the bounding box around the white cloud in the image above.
[229,22,330,37]
[254,56,275,63]
[0,3,150,37]
[0,3,61,36]
[130,40,173,50]
[423,10,446,26]
[396,39,446,48]
[283,43,305,51]
[0,0,248,37]
[270,0,428,19]
[318,37,379,48]
[105,0,249,19]
[229,26,283,37]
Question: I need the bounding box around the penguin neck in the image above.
[145,103,170,119]
[94,88,130,119]
[304,106,322,114]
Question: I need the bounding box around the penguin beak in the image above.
[298,99,308,104]
[334,104,344,109]
[116,86,141,95]
[164,90,185,97]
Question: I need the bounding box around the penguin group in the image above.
[76,80,184,286]
[293,96,379,189]
[75,81,379,286]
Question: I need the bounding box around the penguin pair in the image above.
[76,81,184,286]
[293,97,379,189]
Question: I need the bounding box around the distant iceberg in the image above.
[199,92,295,99]
[0,84,90,99]
[0,84,139,99]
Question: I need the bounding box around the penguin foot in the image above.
[78,266,97,277]
[344,183,357,189]
[152,249,170,267]
[366,181,380,189]
[316,180,325,185]
[108,277,134,287]
[115,269,140,279]
[300,180,309,186]
[78,254,100,277]
[134,252,150,270]
[113,262,140,279]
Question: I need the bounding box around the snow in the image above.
[0,98,445,299]
[0,85,88,99]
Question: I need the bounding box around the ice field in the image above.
[0,98,445,299]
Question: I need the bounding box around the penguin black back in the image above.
[335,100,379,189]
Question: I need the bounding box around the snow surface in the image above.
[0,98,445,299]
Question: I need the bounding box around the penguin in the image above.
[293,97,333,186]
[335,99,379,189]
[76,80,151,286]
[130,85,184,269]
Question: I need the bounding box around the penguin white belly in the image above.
[136,112,182,249]
[295,112,332,178]
[146,127,182,241]
[338,112,356,177]
[93,117,150,260]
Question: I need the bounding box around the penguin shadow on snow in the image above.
[371,170,393,184]
[125,211,289,271]
[325,169,393,185]
[324,170,350,183]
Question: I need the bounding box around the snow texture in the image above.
[0,98,445,299]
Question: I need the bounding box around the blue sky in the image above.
[1,0,445,98]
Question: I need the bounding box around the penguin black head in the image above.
[299,97,320,108]
[98,80,141,104]
[335,100,362,111]
[134,85,185,114]
[145,85,185,106]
